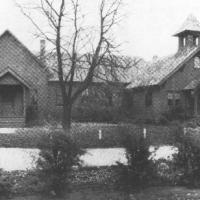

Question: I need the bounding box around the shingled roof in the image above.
[127,46,200,89]
[174,14,200,36]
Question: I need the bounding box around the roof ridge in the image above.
[128,46,200,89]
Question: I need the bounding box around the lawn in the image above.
[0,123,176,148]
[10,186,200,200]
[0,122,184,199]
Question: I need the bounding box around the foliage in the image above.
[0,169,13,199]
[173,127,200,186]
[117,134,157,189]
[36,130,84,197]
[75,106,124,123]
[185,118,200,128]
[162,106,187,122]
[25,105,38,125]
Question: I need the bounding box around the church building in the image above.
[127,15,200,121]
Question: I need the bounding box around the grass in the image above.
[10,186,200,200]
[0,123,196,199]
[0,123,176,148]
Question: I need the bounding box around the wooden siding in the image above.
[0,32,48,118]
[131,51,200,120]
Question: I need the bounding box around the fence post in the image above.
[98,130,102,140]
[143,128,147,139]
[183,127,187,135]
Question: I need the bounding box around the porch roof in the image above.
[0,67,32,89]
[183,79,200,90]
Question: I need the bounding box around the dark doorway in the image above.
[0,85,23,117]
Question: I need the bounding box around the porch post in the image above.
[194,91,198,116]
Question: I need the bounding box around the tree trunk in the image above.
[62,102,72,133]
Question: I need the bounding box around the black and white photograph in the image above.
[1,0,200,199]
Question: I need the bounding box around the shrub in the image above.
[0,169,13,199]
[74,105,124,123]
[173,127,200,186]
[185,118,200,128]
[162,106,187,122]
[117,134,157,189]
[25,105,38,125]
[157,115,170,125]
[36,130,84,197]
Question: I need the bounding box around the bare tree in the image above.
[16,0,128,131]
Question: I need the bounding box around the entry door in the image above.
[0,86,23,117]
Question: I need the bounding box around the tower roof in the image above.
[174,14,200,36]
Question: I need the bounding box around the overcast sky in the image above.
[2,0,200,61]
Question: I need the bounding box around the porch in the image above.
[0,85,26,127]
[0,69,32,127]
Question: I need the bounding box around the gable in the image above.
[0,73,21,85]
[0,30,45,71]
[0,68,32,88]
[0,30,48,88]
[161,52,200,91]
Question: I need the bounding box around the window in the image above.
[81,89,89,97]
[145,91,152,107]
[56,87,63,106]
[167,93,173,106]
[167,92,181,106]
[174,93,181,106]
[194,57,200,69]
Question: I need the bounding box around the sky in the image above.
[2,0,200,61]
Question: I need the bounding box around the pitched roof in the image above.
[0,30,47,72]
[174,14,200,36]
[127,46,200,89]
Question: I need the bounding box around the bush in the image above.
[157,115,170,125]
[0,169,13,199]
[74,106,124,123]
[117,134,157,189]
[173,127,200,186]
[185,118,200,128]
[25,105,38,125]
[162,106,187,122]
[36,130,84,197]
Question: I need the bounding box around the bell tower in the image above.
[174,15,200,51]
